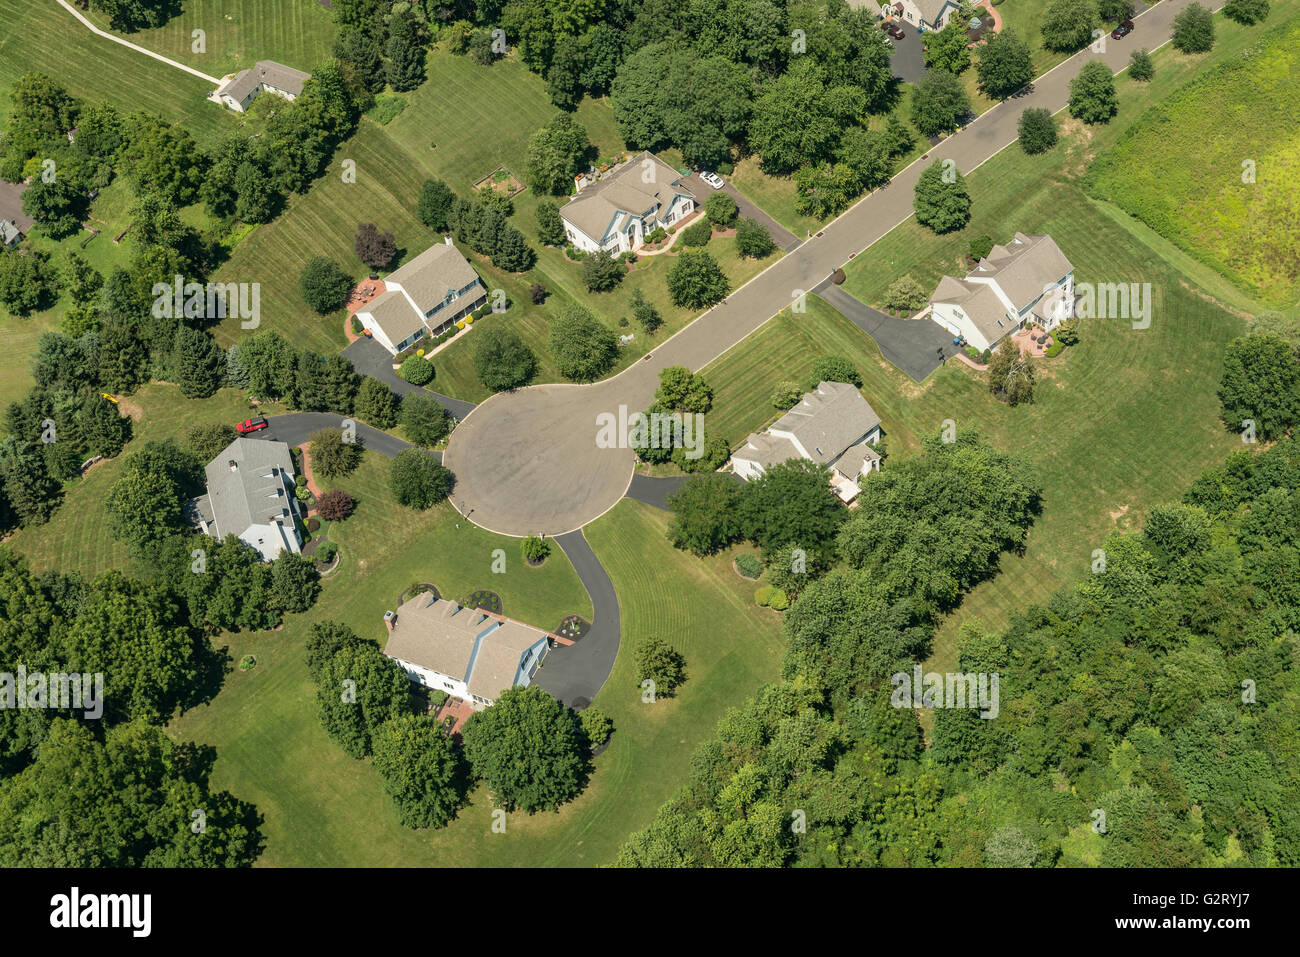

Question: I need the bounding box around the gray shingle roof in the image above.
[219,60,311,103]
[0,180,35,232]
[362,289,425,346]
[203,437,297,541]
[385,242,483,316]
[736,381,880,469]
[561,151,694,242]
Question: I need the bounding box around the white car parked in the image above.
[699,171,725,190]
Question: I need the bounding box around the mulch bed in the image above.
[556,615,591,641]
[461,589,503,614]
[398,582,441,606]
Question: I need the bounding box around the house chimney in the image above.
[228,460,238,471]
[444,235,453,246]
[383,610,397,632]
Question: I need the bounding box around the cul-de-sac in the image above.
[0,0,1298,872]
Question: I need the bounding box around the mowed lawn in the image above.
[702,28,1280,670]
[1085,14,1300,309]
[166,497,783,867]
[76,0,337,79]
[211,47,781,401]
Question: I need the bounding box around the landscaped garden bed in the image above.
[398,582,441,605]
[556,614,591,641]
[473,166,525,198]
[460,589,502,614]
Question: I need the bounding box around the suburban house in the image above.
[382,594,551,710]
[188,437,303,562]
[0,180,34,248]
[890,0,965,31]
[731,381,883,503]
[214,60,311,112]
[928,232,1075,353]
[355,239,488,355]
[561,150,696,255]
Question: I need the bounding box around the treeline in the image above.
[620,433,1300,866]
[303,620,612,828]
[0,547,263,866]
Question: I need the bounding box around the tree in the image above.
[1068,60,1119,124]
[299,257,354,313]
[354,376,398,429]
[546,35,585,110]
[735,218,776,259]
[354,222,396,269]
[910,70,970,139]
[372,714,469,829]
[0,438,60,528]
[885,276,928,313]
[835,127,891,192]
[667,473,744,555]
[631,287,662,333]
[0,249,60,316]
[987,337,1036,406]
[524,113,589,195]
[390,448,452,508]
[398,393,450,447]
[385,15,428,91]
[634,637,686,697]
[172,326,225,399]
[1018,108,1058,154]
[680,220,712,247]
[417,179,455,232]
[666,249,729,309]
[809,355,863,388]
[313,640,412,758]
[579,706,613,750]
[738,458,846,565]
[535,200,566,246]
[22,177,86,239]
[270,552,321,613]
[521,536,551,564]
[1224,0,1270,24]
[748,59,857,174]
[656,366,713,414]
[704,192,739,227]
[461,686,587,812]
[473,325,536,391]
[1217,335,1300,440]
[550,305,618,381]
[106,465,185,551]
[924,21,972,74]
[1173,3,1216,53]
[1099,0,1135,20]
[582,249,625,292]
[912,161,971,234]
[398,354,434,385]
[977,28,1034,100]
[316,489,355,521]
[1128,48,1155,82]
[1040,0,1099,52]
[308,428,361,479]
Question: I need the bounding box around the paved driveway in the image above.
[814,283,956,382]
[532,530,621,709]
[442,0,1219,539]
[681,172,801,251]
[888,23,927,84]
[342,336,476,421]
[253,412,430,461]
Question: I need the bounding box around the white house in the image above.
[561,151,697,255]
[731,381,883,503]
[889,0,965,31]
[929,232,1075,353]
[191,437,302,562]
[214,61,311,113]
[356,239,488,355]
[382,595,551,710]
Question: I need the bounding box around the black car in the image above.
[1112,19,1134,39]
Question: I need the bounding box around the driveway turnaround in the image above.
[443,0,1215,539]
[532,530,621,710]
[814,283,956,382]
[343,337,477,420]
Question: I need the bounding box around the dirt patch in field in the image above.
[1109,504,1130,522]
[1178,280,1254,320]
[114,397,143,421]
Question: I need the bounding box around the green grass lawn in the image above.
[702,22,1288,674]
[77,0,338,79]
[1085,14,1300,309]
[162,497,782,866]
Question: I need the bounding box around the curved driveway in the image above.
[443,0,1214,538]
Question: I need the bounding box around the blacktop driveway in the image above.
[681,172,802,251]
[887,22,927,84]
[342,336,477,421]
[814,282,956,382]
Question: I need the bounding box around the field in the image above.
[1085,15,1300,309]
[162,498,782,866]
[703,18,1294,671]
[209,47,781,401]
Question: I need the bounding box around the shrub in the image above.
[735,218,776,258]
[808,356,862,388]
[306,517,321,533]
[521,536,551,564]
[771,380,803,409]
[968,235,995,261]
[755,584,779,607]
[704,192,739,227]
[529,282,547,304]
[317,541,338,564]
[582,249,625,292]
[735,553,762,579]
[316,489,355,521]
[1128,48,1154,82]
[885,275,928,312]
[680,219,713,247]
[1044,340,1065,358]
[399,354,434,385]
[579,707,614,749]
[299,257,354,314]
[1224,0,1270,24]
